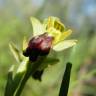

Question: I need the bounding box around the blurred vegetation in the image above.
[0,0,96,96]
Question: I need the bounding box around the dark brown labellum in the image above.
[23,33,53,61]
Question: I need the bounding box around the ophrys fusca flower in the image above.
[23,16,77,61]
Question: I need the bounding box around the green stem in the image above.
[15,71,31,96]
[4,59,29,96]
[4,66,14,96]
[15,56,45,96]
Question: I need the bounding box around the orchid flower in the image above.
[23,16,77,61]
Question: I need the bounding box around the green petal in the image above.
[30,17,45,36]
[53,40,77,51]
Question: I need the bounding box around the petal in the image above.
[43,16,65,32]
[53,40,77,51]
[54,18,65,32]
[47,27,61,44]
[9,42,22,62]
[43,16,58,29]
[60,29,72,41]
[23,36,28,51]
[30,17,45,36]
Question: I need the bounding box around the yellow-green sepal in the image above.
[53,40,77,51]
[9,42,22,62]
[22,36,28,51]
[30,17,45,36]
[60,29,72,41]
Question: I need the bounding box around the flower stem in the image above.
[15,70,31,96]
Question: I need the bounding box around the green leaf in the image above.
[38,57,59,70]
[30,17,45,36]
[9,42,22,62]
[53,40,77,51]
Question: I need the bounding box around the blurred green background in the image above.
[0,0,96,96]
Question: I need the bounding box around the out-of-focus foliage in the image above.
[0,0,96,96]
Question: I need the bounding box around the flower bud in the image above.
[23,33,53,61]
